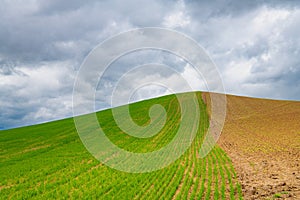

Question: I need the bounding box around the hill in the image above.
[0,92,242,199]
[203,93,300,199]
[1,92,299,199]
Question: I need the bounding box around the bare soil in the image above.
[203,93,300,199]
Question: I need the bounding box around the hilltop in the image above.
[0,92,241,199]
[0,92,299,199]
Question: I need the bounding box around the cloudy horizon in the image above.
[1,0,300,130]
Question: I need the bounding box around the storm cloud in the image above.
[0,0,300,129]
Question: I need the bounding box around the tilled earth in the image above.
[203,93,300,199]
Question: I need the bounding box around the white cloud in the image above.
[0,61,74,96]
[163,11,190,28]
[163,0,190,28]
[189,5,300,100]
[180,64,207,91]
[0,61,75,128]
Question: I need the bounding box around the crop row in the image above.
[0,92,242,199]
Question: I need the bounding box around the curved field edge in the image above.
[0,92,242,199]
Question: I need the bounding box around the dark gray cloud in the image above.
[0,0,300,129]
[0,0,170,63]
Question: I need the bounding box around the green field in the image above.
[0,92,242,199]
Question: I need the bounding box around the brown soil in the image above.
[203,93,300,199]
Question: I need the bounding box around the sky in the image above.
[0,0,300,130]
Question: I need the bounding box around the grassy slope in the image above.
[0,92,241,199]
